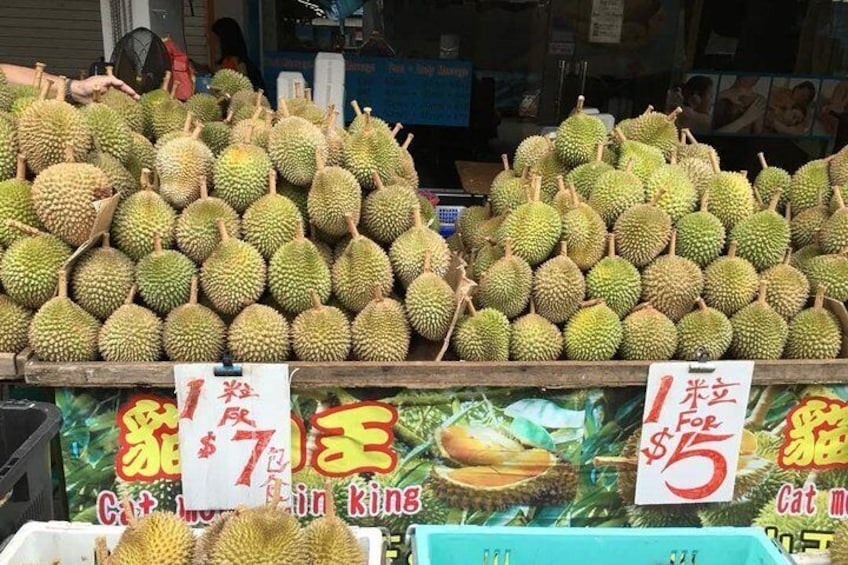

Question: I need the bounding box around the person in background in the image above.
[766,81,816,135]
[211,17,264,91]
[678,75,715,132]
[712,76,766,134]
[0,63,138,104]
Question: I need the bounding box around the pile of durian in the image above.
[94,484,367,565]
[0,61,846,364]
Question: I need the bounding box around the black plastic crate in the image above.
[0,401,62,541]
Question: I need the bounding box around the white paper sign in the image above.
[634,361,754,505]
[175,363,291,511]
[589,0,624,44]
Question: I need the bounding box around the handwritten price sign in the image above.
[635,361,753,505]
[175,364,291,511]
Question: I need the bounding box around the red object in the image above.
[163,38,195,100]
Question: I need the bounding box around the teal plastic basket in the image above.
[411,526,793,565]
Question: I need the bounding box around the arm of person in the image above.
[0,63,139,103]
[715,96,766,133]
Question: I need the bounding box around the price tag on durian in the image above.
[634,361,754,505]
[175,363,292,511]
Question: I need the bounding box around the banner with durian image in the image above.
[57,383,848,560]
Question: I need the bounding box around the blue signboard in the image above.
[262,52,472,127]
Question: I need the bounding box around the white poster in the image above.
[589,0,624,44]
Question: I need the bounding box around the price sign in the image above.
[634,361,754,505]
[175,364,291,511]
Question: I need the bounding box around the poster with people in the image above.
[667,72,838,139]
[764,77,820,136]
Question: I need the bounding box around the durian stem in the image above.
[254,89,264,107]
[785,202,792,222]
[649,185,666,206]
[7,220,42,237]
[169,81,178,99]
[55,77,67,101]
[501,154,510,171]
[679,129,688,145]
[529,299,536,315]
[216,217,230,241]
[613,127,627,144]
[191,123,203,139]
[607,233,616,258]
[412,204,423,229]
[782,248,792,265]
[304,87,312,101]
[669,147,678,165]
[624,158,634,174]
[315,150,325,171]
[38,79,52,100]
[391,122,403,138]
[580,298,603,308]
[667,106,682,122]
[105,65,114,77]
[555,175,566,197]
[351,99,362,116]
[758,152,768,170]
[278,98,290,118]
[160,70,172,92]
[595,143,605,162]
[57,270,68,299]
[309,288,323,310]
[684,129,698,145]
[199,177,209,200]
[251,106,263,120]
[372,171,385,191]
[575,95,585,113]
[727,240,738,258]
[696,297,709,312]
[423,249,432,272]
[323,480,337,518]
[373,286,384,302]
[121,496,137,527]
[270,477,282,508]
[34,62,46,88]
[816,188,823,207]
[504,237,513,259]
[767,190,781,212]
[264,110,273,126]
[834,187,846,210]
[345,214,360,238]
[101,232,111,249]
[403,133,414,150]
[532,175,542,202]
[294,220,304,241]
[267,171,277,195]
[15,154,26,181]
[593,456,637,468]
[140,168,153,191]
[814,285,826,310]
[92,86,102,103]
[568,182,579,206]
[643,104,655,115]
[294,82,302,99]
[124,285,137,305]
[64,143,75,163]
[700,189,710,212]
[363,108,372,133]
[668,229,677,257]
[464,296,477,316]
[708,151,720,174]
[757,280,768,305]
[560,240,568,256]
[153,233,163,254]
[746,385,777,430]
[182,111,194,133]
[94,537,109,565]
[247,125,255,144]
[224,108,234,124]
[189,276,199,305]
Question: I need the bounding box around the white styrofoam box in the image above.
[0,521,386,565]
[276,72,307,103]
[314,52,346,128]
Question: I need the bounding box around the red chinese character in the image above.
[708,378,740,406]
[682,379,709,410]
[663,431,734,499]
[218,380,258,404]
[267,447,289,473]
[218,407,257,428]
[198,431,217,458]
[780,396,848,469]
[261,473,290,503]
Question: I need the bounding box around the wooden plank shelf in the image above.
[0,349,31,381]
[22,358,848,389]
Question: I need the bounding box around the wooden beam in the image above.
[22,359,848,389]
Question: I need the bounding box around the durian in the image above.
[514,135,550,174]
[820,187,848,253]
[784,285,841,359]
[675,190,726,268]
[731,192,790,271]
[761,250,810,320]
[619,303,678,360]
[228,303,290,362]
[351,287,410,361]
[98,286,162,362]
[304,484,367,565]
[136,234,196,315]
[268,221,331,315]
[109,508,195,565]
[307,152,362,237]
[242,172,302,260]
[0,155,43,247]
[554,96,608,167]
[641,229,704,322]
[561,188,607,270]
[29,271,100,362]
[389,204,451,287]
[613,188,672,268]
[790,159,831,212]
[730,281,788,359]
[213,140,273,213]
[566,143,614,200]
[477,238,532,319]
[563,299,622,360]
[163,276,226,362]
[200,219,266,315]
[532,242,585,324]
[291,290,351,361]
[497,175,561,266]
[703,241,759,315]
[111,169,177,261]
[754,152,790,213]
[790,189,827,249]
[676,298,733,360]
[585,234,641,318]
[588,163,645,228]
[209,69,252,97]
[453,299,511,361]
[644,159,697,222]
[0,221,72,309]
[405,250,457,341]
[71,234,135,320]
[0,295,31,353]
[705,157,755,231]
[175,178,240,264]
[509,300,563,361]
[361,172,417,244]
[332,216,394,312]
[80,88,132,162]
[156,125,214,209]
[268,100,328,186]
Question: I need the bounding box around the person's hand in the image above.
[70,75,140,103]
[743,96,766,119]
